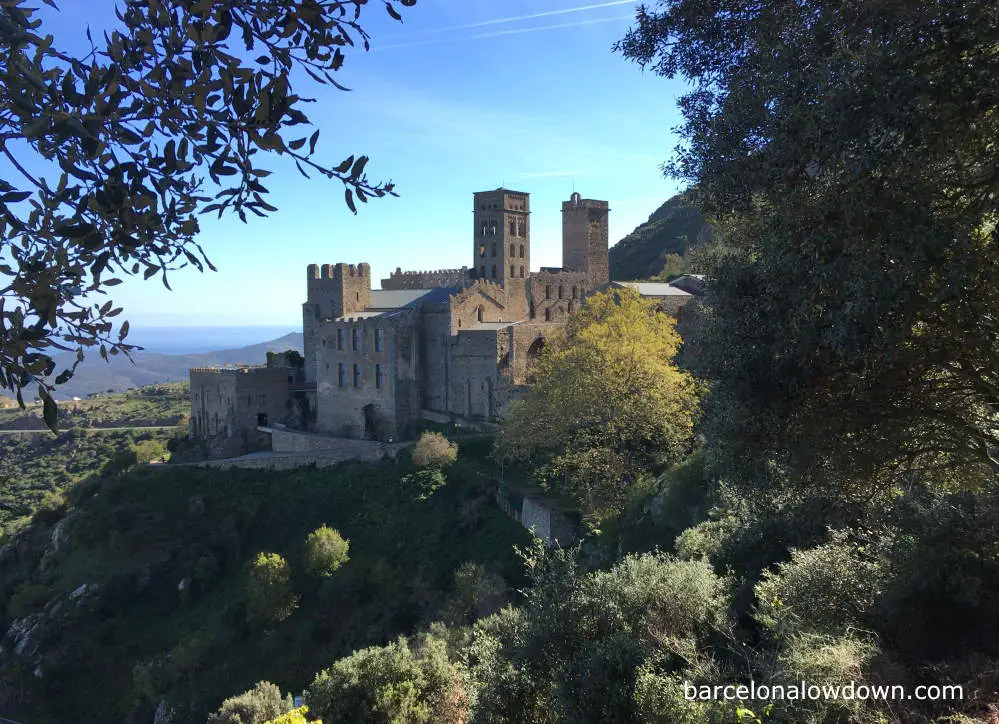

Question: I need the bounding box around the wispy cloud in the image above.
[373,14,635,52]
[379,1,638,38]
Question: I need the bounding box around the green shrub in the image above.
[133,439,169,464]
[304,525,350,578]
[754,532,887,638]
[403,468,448,501]
[245,552,298,626]
[207,681,295,724]
[305,632,468,724]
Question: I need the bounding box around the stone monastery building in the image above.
[190,189,699,456]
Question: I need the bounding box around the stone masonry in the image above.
[190,189,703,455]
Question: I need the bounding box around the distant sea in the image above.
[127,326,297,355]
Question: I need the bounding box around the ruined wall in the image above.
[381,267,470,290]
[419,304,453,414]
[507,323,550,385]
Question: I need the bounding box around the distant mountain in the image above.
[609,192,711,281]
[43,332,304,400]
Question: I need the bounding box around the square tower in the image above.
[472,189,530,286]
[302,263,372,382]
[562,192,610,287]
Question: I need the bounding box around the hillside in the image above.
[39,332,304,400]
[0,441,530,723]
[609,192,710,281]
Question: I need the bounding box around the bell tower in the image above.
[472,188,530,286]
[562,192,609,287]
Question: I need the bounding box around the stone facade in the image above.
[190,188,703,454]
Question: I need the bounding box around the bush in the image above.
[411,432,458,470]
[402,468,448,501]
[133,439,169,464]
[7,582,53,617]
[754,532,887,638]
[305,632,469,724]
[304,525,350,578]
[246,552,298,626]
[207,681,295,724]
[264,706,319,724]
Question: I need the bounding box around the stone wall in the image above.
[447,327,509,420]
[495,484,580,548]
[189,366,293,457]
[527,270,588,324]
[381,267,470,290]
[314,307,420,440]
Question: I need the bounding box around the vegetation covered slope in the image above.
[0,440,530,724]
[608,192,710,281]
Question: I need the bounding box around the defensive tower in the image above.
[561,192,609,287]
[472,188,530,287]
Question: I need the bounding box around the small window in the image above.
[336,328,344,350]
[519,244,525,258]
[510,265,515,277]
[491,242,497,257]
[351,327,359,351]
[480,265,486,277]
[558,285,564,299]
[257,413,268,427]
[375,328,383,352]
[337,363,346,387]
[510,243,515,256]
[491,265,497,279]
[375,364,383,389]
[479,244,485,256]
[353,363,361,388]
[477,306,484,322]
[572,285,578,299]
[519,266,525,278]
[545,285,552,300]
[510,221,516,235]
[545,308,552,322]
[518,220,526,237]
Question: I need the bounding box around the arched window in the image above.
[519,266,525,278]
[510,265,515,277]
[572,285,578,299]
[518,219,526,237]
[510,243,515,256]
[510,220,516,235]
[519,244,525,258]
[491,264,497,279]
[477,306,484,322]
[545,285,552,300]
[544,308,552,322]
[558,285,564,299]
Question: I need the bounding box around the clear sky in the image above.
[7,1,689,328]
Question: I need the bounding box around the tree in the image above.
[207,680,295,724]
[303,524,349,578]
[411,431,458,470]
[617,0,999,497]
[245,552,297,626]
[494,288,699,526]
[0,0,416,427]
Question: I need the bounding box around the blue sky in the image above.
[7,1,689,328]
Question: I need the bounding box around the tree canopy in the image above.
[494,288,699,525]
[617,0,999,496]
[0,0,415,425]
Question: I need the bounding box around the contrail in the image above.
[378,1,638,38]
[374,15,635,52]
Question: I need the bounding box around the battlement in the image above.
[308,262,371,281]
[562,192,609,210]
[381,266,470,291]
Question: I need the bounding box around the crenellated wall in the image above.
[381,267,470,290]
